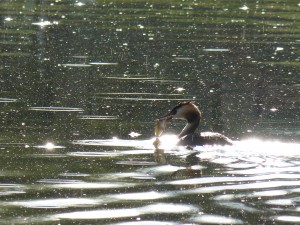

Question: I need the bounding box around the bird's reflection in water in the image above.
[153,142,203,180]
[153,148,167,165]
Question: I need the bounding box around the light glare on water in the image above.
[9,198,99,209]
[1,0,300,224]
[54,203,197,220]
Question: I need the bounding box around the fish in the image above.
[154,119,167,137]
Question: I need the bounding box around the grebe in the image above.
[156,101,232,146]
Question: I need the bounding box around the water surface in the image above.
[1,0,300,224]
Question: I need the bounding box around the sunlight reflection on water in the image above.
[9,198,100,209]
[55,208,141,219]
[34,142,65,150]
[53,203,198,220]
[2,133,300,224]
[274,216,300,223]
[29,107,84,112]
[110,221,178,225]
[191,214,243,224]
[2,0,300,223]
[49,181,137,189]
[0,184,26,196]
[233,138,300,156]
[0,98,17,103]
[109,191,171,200]
[73,134,179,150]
[73,137,154,148]
[186,180,300,194]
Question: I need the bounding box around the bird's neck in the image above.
[178,117,200,138]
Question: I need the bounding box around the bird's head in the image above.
[160,101,201,123]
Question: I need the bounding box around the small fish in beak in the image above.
[154,108,176,137]
[154,119,167,137]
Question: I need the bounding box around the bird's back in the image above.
[178,132,233,146]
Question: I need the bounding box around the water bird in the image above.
[155,101,232,146]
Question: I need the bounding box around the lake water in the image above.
[1,0,300,224]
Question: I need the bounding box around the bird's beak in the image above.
[159,113,173,122]
[154,110,175,137]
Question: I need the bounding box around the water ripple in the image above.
[53,203,198,220]
[274,215,300,223]
[0,184,26,196]
[165,173,300,186]
[190,214,243,224]
[110,221,178,225]
[186,180,300,194]
[73,138,154,149]
[9,198,100,209]
[0,98,17,103]
[108,191,171,201]
[29,106,84,112]
[55,208,141,219]
[68,149,153,157]
[37,179,137,189]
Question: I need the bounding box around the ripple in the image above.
[37,179,137,189]
[194,140,300,166]
[0,184,25,188]
[54,181,137,189]
[34,142,65,149]
[0,98,17,103]
[141,165,195,177]
[29,107,84,112]
[228,166,300,175]
[98,96,192,101]
[72,55,88,59]
[73,138,153,149]
[99,172,156,180]
[54,203,197,220]
[32,154,66,158]
[252,190,288,197]
[266,199,294,206]
[9,198,100,209]
[97,92,182,96]
[234,139,300,157]
[37,179,80,184]
[59,172,90,177]
[110,221,178,225]
[62,63,92,67]
[116,161,157,166]
[174,57,194,60]
[121,150,154,155]
[55,208,141,219]
[78,115,118,120]
[0,143,29,147]
[217,201,259,213]
[190,214,243,224]
[0,184,26,196]
[104,77,185,84]
[165,175,248,186]
[225,162,257,169]
[274,215,300,223]
[68,149,153,157]
[140,203,198,214]
[203,48,230,52]
[32,20,56,26]
[0,190,26,196]
[109,191,171,201]
[89,62,118,66]
[186,180,300,194]
[68,151,121,157]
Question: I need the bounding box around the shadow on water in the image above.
[1,0,300,224]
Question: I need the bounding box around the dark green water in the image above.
[1,0,300,224]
